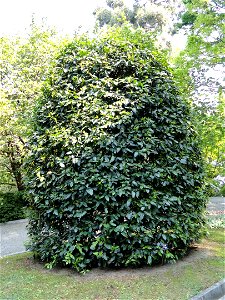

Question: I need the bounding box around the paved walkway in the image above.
[0,219,28,257]
[0,197,224,258]
[207,197,225,214]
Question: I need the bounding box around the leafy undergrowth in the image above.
[0,228,224,300]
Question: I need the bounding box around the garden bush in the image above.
[0,192,26,223]
[220,184,225,196]
[25,28,207,272]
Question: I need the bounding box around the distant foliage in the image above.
[174,0,225,175]
[0,192,26,223]
[0,21,66,192]
[94,0,184,48]
[25,28,206,272]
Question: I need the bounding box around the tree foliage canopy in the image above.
[0,21,65,190]
[175,0,224,97]
[94,0,183,48]
[174,0,225,182]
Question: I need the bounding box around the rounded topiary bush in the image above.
[25,29,206,272]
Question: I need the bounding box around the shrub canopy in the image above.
[25,28,206,272]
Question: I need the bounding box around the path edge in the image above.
[190,278,225,300]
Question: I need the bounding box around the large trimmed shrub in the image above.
[25,28,206,272]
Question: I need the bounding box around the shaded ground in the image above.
[22,243,212,281]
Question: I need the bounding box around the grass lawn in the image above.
[0,228,224,300]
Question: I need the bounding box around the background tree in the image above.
[0,21,66,191]
[175,0,224,102]
[173,0,225,188]
[94,0,183,48]
[193,93,225,184]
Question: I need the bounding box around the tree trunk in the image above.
[7,137,24,191]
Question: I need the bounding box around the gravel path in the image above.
[0,197,224,258]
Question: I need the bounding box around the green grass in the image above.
[0,228,224,300]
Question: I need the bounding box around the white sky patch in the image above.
[0,0,107,36]
[0,0,136,36]
[0,0,187,51]
[0,0,187,57]
[170,30,187,56]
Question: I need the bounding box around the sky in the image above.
[0,0,222,102]
[0,0,187,54]
[0,0,113,36]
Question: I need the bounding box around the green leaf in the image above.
[87,188,94,196]
[75,211,87,218]
[147,256,152,265]
[180,158,187,164]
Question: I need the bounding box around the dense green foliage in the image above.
[25,28,206,272]
[220,185,225,196]
[0,21,66,192]
[0,192,27,223]
[174,0,225,187]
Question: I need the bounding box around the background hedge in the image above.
[0,192,26,223]
[25,28,207,272]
